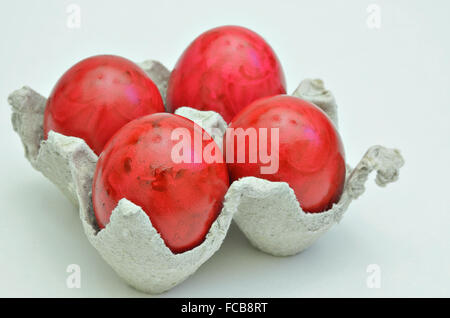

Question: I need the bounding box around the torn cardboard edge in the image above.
[7,61,404,292]
[231,78,404,256]
[6,61,236,294]
[38,130,235,294]
[231,145,404,256]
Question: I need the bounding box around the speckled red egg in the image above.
[44,55,164,155]
[92,113,229,254]
[225,95,346,213]
[166,25,286,122]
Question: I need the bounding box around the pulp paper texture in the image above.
[8,61,404,292]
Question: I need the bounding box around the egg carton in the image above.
[7,59,404,294]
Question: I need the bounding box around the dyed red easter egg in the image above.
[44,55,164,155]
[224,95,346,213]
[166,25,286,122]
[92,113,229,253]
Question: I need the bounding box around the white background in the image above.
[0,0,449,297]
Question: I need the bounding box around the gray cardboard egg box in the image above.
[8,60,404,293]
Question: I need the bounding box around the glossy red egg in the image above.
[44,55,165,155]
[225,95,346,213]
[166,25,287,122]
[92,113,229,253]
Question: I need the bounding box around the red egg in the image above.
[225,95,346,213]
[92,113,229,253]
[44,55,165,155]
[166,25,286,122]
